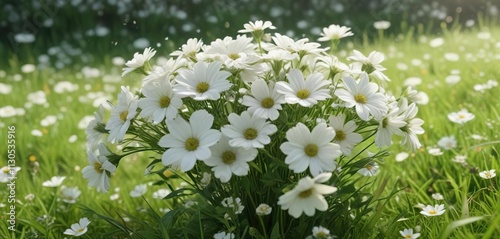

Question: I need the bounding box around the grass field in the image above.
[1,16,500,238]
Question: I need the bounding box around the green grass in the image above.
[1,20,500,238]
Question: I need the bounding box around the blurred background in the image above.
[1,0,499,69]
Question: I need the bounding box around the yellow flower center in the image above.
[304,144,318,157]
[354,94,367,104]
[228,53,240,60]
[93,161,103,173]
[185,137,200,151]
[366,165,373,171]
[119,111,128,121]
[316,232,329,238]
[244,128,258,140]
[296,89,310,99]
[29,155,37,162]
[159,96,171,108]
[196,82,210,93]
[222,151,236,165]
[405,235,412,239]
[298,188,313,198]
[261,97,275,109]
[335,130,346,141]
[428,209,437,215]
[2,167,9,173]
[77,228,85,233]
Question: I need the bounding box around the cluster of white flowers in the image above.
[84,20,425,237]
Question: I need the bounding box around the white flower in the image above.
[312,226,334,239]
[255,203,272,216]
[375,106,406,148]
[170,38,203,59]
[399,228,420,238]
[281,123,341,176]
[105,86,138,143]
[242,79,285,120]
[82,149,117,193]
[200,172,212,188]
[173,61,232,100]
[373,21,391,30]
[152,188,171,199]
[448,109,475,124]
[0,166,21,183]
[238,20,276,33]
[427,147,443,156]
[318,24,353,41]
[270,33,327,57]
[399,100,425,151]
[205,136,258,183]
[357,162,379,176]
[420,204,446,217]
[432,193,444,200]
[221,197,245,214]
[213,231,235,239]
[130,184,148,197]
[42,176,66,187]
[202,35,258,70]
[479,169,496,179]
[221,111,277,149]
[395,152,409,162]
[348,50,387,75]
[86,104,106,150]
[138,79,183,123]
[64,217,91,237]
[122,47,156,76]
[278,173,337,218]
[159,110,221,172]
[275,69,331,107]
[437,135,456,150]
[452,155,467,164]
[61,186,81,204]
[335,73,388,121]
[328,114,362,156]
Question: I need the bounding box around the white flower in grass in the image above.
[170,38,204,59]
[255,203,272,216]
[400,228,420,238]
[213,231,235,239]
[64,217,91,237]
[205,136,258,183]
[432,193,444,200]
[278,173,337,218]
[130,184,147,197]
[395,152,409,162]
[242,79,285,120]
[373,21,391,30]
[238,20,276,33]
[348,50,387,75]
[375,106,406,148]
[420,204,445,217]
[221,197,245,214]
[270,33,327,57]
[42,176,66,187]
[82,150,117,193]
[399,101,424,151]
[152,188,171,199]
[173,61,232,100]
[202,36,258,70]
[329,114,363,156]
[318,24,353,41]
[138,79,183,123]
[335,73,388,121]
[437,135,456,150]
[159,110,221,172]
[221,111,277,149]
[105,86,138,143]
[86,104,106,149]
[357,162,379,176]
[200,172,212,188]
[311,226,334,239]
[122,47,156,77]
[428,147,443,156]
[281,123,341,176]
[275,69,331,107]
[448,109,475,124]
[479,169,496,179]
[61,186,81,204]
[0,166,21,183]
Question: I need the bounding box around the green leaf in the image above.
[440,217,484,239]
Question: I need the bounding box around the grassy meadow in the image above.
[1,9,500,239]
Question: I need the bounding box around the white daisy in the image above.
[221,111,277,149]
[138,79,183,123]
[159,110,221,172]
[238,20,276,33]
[170,38,204,60]
[242,79,285,120]
[276,69,331,107]
[318,24,353,41]
[213,231,235,239]
[61,186,81,204]
[312,226,334,239]
[173,61,232,100]
[437,135,457,150]
[270,33,327,57]
[255,203,272,216]
[348,50,387,75]
[448,109,475,124]
[399,228,420,239]
[420,204,445,217]
[479,169,496,179]
[278,173,337,218]
[130,184,148,197]
[105,86,138,143]
[42,176,66,187]
[221,197,245,214]
[0,166,21,183]
[328,114,363,155]
[82,150,117,193]
[399,101,425,151]
[375,105,406,148]
[335,73,388,121]
[357,162,379,176]
[205,136,258,183]
[86,104,106,150]
[122,47,156,77]
[280,123,341,176]
[64,217,91,237]
[152,188,171,199]
[432,193,444,200]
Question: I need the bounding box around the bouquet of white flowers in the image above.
[85,20,424,238]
